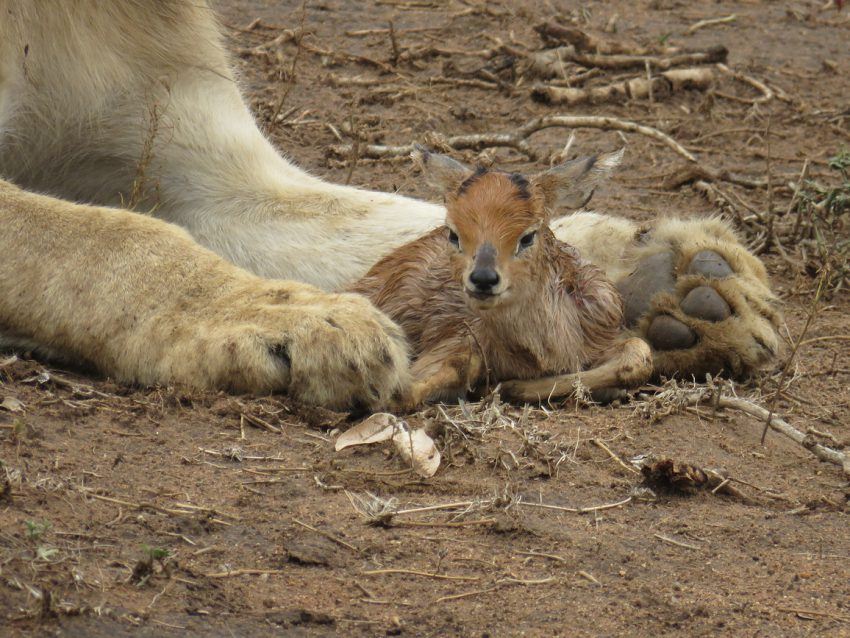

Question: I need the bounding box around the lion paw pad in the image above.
[644,251,735,352]
[686,250,733,278]
[646,315,696,351]
[679,286,731,322]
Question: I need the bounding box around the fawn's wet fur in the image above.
[351,148,627,407]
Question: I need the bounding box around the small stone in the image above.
[647,315,697,351]
[680,286,731,322]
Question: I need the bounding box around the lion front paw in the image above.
[159,284,410,411]
[281,292,411,410]
[616,218,781,379]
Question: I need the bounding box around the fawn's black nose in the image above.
[469,267,500,292]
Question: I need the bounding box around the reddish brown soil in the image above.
[2,1,849,636]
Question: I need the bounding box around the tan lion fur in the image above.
[0,0,780,404]
[0,1,443,287]
[0,181,409,409]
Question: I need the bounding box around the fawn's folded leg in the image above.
[399,341,484,410]
[499,337,652,402]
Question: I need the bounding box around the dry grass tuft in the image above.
[788,149,850,295]
[423,389,602,477]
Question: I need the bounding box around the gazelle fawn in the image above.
[351,146,652,409]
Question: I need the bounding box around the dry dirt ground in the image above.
[2,1,850,636]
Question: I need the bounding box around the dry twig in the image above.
[715,63,774,104]
[761,274,827,444]
[270,0,308,125]
[205,568,285,578]
[637,382,848,475]
[526,45,727,78]
[532,68,714,106]
[654,533,701,550]
[687,14,737,35]
[591,438,640,475]
[330,114,696,162]
[533,21,648,55]
[362,568,479,581]
[292,518,360,553]
[434,587,500,603]
[517,495,633,514]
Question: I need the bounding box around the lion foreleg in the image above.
[0,181,409,409]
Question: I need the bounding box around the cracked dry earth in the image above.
[2,1,850,636]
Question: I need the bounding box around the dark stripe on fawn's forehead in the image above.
[508,173,531,199]
[457,165,488,195]
[457,168,531,200]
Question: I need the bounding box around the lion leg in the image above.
[552,213,780,380]
[0,1,444,291]
[0,181,409,410]
[500,337,652,403]
[616,217,781,378]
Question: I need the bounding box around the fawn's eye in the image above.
[518,231,537,252]
[448,229,460,249]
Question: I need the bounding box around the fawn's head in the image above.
[412,145,623,310]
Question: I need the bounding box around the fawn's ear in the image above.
[533,147,624,216]
[411,145,471,194]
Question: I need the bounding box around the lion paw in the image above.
[617,218,781,379]
[279,292,411,410]
[163,285,410,411]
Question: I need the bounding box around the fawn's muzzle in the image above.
[469,267,500,293]
[468,241,500,296]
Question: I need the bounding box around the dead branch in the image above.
[328,114,697,163]
[533,20,650,55]
[654,533,701,550]
[326,74,382,87]
[544,67,605,87]
[686,14,737,35]
[205,568,285,578]
[639,384,849,475]
[526,45,727,78]
[715,63,774,104]
[662,164,768,190]
[721,394,848,474]
[300,41,397,73]
[292,518,360,553]
[532,68,714,106]
[397,44,508,63]
[362,568,479,581]
[591,438,640,475]
[235,28,309,57]
[761,273,827,443]
[427,76,500,90]
[692,179,749,227]
[77,486,240,521]
[789,159,812,239]
[345,25,445,37]
[518,495,633,514]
